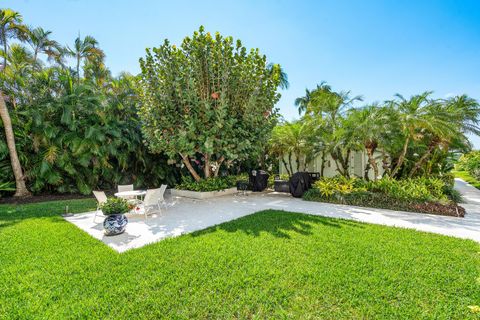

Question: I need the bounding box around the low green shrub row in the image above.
[312,176,458,203]
[304,176,464,217]
[175,175,247,192]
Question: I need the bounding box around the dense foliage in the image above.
[456,151,480,180]
[139,26,285,182]
[100,197,131,215]
[303,176,464,217]
[271,83,480,180]
[1,201,479,318]
[0,9,179,196]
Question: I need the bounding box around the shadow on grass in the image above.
[0,198,96,230]
[191,209,364,239]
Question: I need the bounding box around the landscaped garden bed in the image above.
[303,176,465,217]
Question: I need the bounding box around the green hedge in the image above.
[175,175,248,192]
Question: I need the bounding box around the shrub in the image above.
[304,176,463,217]
[100,198,131,215]
[303,189,465,217]
[175,175,243,192]
[456,151,480,180]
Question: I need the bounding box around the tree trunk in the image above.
[281,157,291,176]
[0,93,31,197]
[331,151,346,177]
[320,151,326,177]
[391,136,410,177]
[3,41,7,72]
[365,147,379,181]
[213,156,225,177]
[288,152,294,174]
[179,153,201,182]
[408,144,437,177]
[76,55,81,82]
[295,152,301,172]
[203,154,211,179]
[364,161,371,181]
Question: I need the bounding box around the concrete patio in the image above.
[65,179,480,252]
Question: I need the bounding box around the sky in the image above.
[4,0,480,146]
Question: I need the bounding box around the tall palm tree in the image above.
[26,26,62,65]
[66,35,105,80]
[0,9,27,71]
[0,9,31,196]
[0,93,30,196]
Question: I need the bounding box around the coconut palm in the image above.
[66,35,105,80]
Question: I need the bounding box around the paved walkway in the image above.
[66,180,480,252]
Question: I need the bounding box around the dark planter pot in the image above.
[103,214,128,236]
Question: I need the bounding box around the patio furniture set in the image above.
[93,184,168,223]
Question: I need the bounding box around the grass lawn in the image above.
[454,170,480,189]
[1,199,479,319]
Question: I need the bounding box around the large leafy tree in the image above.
[139,27,284,181]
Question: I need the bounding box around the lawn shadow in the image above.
[0,199,96,231]
[191,209,364,239]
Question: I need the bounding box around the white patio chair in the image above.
[93,190,107,223]
[140,185,168,220]
[117,184,138,203]
[118,184,134,197]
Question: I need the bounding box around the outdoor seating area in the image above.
[93,184,168,222]
[65,180,480,252]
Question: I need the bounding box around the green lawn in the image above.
[454,170,480,189]
[1,199,479,319]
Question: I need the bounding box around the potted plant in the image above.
[100,198,131,236]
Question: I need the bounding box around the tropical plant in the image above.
[26,26,63,65]
[100,197,131,215]
[139,26,284,181]
[66,35,104,80]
